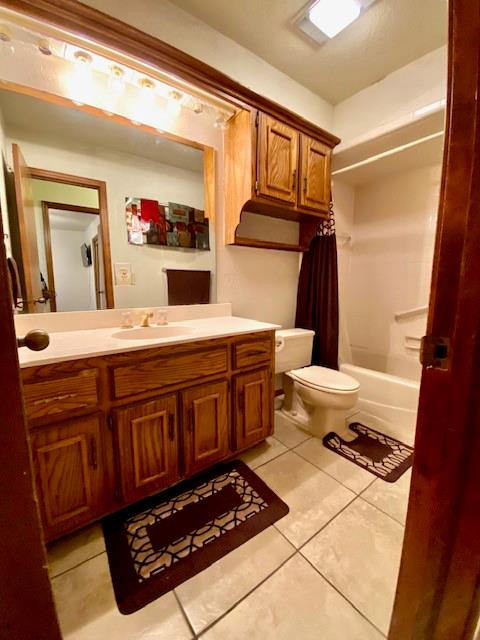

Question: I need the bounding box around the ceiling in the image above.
[170,0,448,104]
[0,89,204,173]
[49,209,98,232]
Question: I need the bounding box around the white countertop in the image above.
[19,316,280,368]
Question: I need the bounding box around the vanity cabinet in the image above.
[30,414,107,540]
[182,380,230,476]
[234,368,272,450]
[225,109,340,249]
[114,395,180,504]
[22,331,274,541]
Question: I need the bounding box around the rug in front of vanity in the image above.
[323,422,413,483]
[103,460,289,614]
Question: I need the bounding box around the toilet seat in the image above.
[287,365,360,394]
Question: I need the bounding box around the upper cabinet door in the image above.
[183,380,230,476]
[257,114,299,204]
[299,135,331,213]
[115,394,179,504]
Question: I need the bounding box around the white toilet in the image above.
[275,328,360,438]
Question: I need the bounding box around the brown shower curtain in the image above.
[295,229,339,370]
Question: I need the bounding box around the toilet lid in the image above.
[288,365,360,392]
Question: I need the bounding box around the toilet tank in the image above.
[275,328,315,374]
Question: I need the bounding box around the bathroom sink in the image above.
[112,326,195,340]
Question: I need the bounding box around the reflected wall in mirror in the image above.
[2,88,215,313]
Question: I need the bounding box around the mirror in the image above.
[1,88,215,313]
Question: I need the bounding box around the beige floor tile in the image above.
[294,437,375,494]
[52,552,192,639]
[302,498,404,635]
[176,526,294,634]
[239,436,287,469]
[273,411,311,449]
[361,469,412,524]
[256,451,355,548]
[47,524,105,578]
[202,554,383,640]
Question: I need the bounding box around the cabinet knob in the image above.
[16,329,50,351]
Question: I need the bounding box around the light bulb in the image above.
[38,38,52,56]
[166,90,182,116]
[0,25,14,57]
[214,112,228,130]
[108,65,125,94]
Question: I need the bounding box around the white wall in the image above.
[7,127,211,309]
[343,163,441,380]
[51,228,93,312]
[84,0,333,131]
[333,47,447,144]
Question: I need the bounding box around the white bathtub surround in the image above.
[16,303,280,367]
[343,163,440,382]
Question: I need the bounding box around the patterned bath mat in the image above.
[323,422,413,483]
[103,460,289,614]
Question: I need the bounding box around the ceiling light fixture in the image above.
[309,0,360,38]
[295,0,375,45]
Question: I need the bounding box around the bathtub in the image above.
[340,363,420,446]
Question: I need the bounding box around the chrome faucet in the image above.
[140,311,153,327]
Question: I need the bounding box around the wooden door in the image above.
[0,194,60,636]
[298,135,331,213]
[12,143,45,313]
[234,368,272,450]
[30,413,106,540]
[183,380,229,475]
[257,114,298,204]
[115,395,179,503]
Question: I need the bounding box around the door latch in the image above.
[420,336,451,370]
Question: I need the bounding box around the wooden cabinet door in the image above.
[115,395,179,504]
[235,368,272,450]
[257,114,299,204]
[183,380,230,476]
[30,414,106,540]
[298,135,331,212]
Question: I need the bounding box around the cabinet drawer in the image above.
[233,337,272,369]
[24,370,99,421]
[112,346,228,399]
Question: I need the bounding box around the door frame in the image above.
[30,167,114,309]
[0,1,479,638]
[41,200,103,312]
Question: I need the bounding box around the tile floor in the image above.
[47,410,412,639]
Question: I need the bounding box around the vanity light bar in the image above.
[0,9,237,119]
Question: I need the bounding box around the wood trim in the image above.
[234,237,307,252]
[389,1,480,638]
[31,167,115,309]
[41,201,57,312]
[43,201,100,215]
[92,234,101,309]
[0,182,61,637]
[0,0,340,147]
[0,80,206,153]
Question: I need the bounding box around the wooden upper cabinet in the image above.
[234,368,272,450]
[257,114,299,204]
[30,414,106,540]
[299,135,331,212]
[115,394,179,504]
[183,380,230,476]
